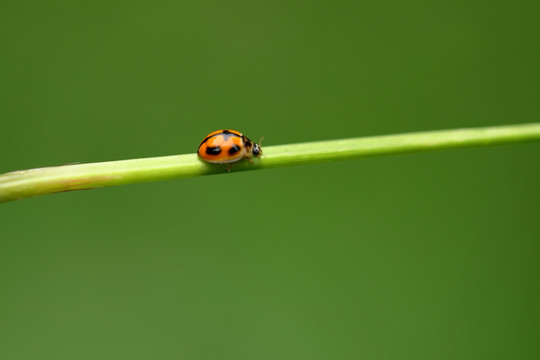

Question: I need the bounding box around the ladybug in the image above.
[197,129,262,171]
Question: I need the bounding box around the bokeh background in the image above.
[1,1,539,359]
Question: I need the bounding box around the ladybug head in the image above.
[252,143,262,157]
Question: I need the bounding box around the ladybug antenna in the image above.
[258,136,264,146]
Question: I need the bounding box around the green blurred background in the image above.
[1,1,539,359]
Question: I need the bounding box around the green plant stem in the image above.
[1,123,540,203]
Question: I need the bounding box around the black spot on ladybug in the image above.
[228,145,241,155]
[221,131,241,142]
[206,146,221,155]
[244,140,252,148]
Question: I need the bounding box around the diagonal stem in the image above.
[1,123,540,204]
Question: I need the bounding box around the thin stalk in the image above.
[1,123,540,203]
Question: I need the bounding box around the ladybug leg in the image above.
[227,163,232,172]
[247,157,253,165]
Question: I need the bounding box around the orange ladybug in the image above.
[197,129,262,171]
